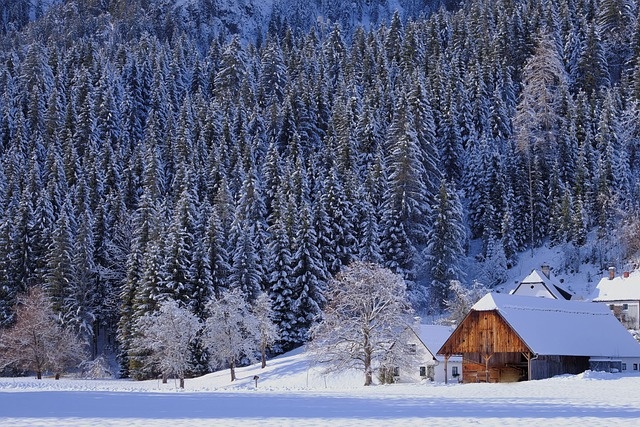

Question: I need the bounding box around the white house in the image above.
[399,324,462,383]
[591,267,640,330]
[510,265,573,300]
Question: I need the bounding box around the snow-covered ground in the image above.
[2,347,640,426]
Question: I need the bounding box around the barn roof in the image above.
[591,271,640,302]
[470,293,640,358]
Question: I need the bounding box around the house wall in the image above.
[513,283,555,299]
[590,357,640,373]
[602,301,640,330]
[621,357,640,373]
[399,335,462,383]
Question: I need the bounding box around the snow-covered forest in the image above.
[0,0,640,378]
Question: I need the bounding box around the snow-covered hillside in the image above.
[493,228,639,301]
[2,347,640,426]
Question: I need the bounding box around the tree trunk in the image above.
[36,371,42,380]
[55,373,60,380]
[179,376,185,389]
[92,320,99,359]
[162,373,168,384]
[261,346,266,369]
[363,332,372,386]
[230,360,236,382]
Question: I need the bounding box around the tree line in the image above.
[0,0,639,378]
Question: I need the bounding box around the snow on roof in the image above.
[415,324,460,362]
[471,293,640,357]
[417,325,455,354]
[511,269,572,300]
[591,271,640,302]
[522,270,547,284]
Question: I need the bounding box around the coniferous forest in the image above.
[1,0,640,378]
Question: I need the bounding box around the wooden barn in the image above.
[438,293,640,383]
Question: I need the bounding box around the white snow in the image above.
[416,324,457,361]
[591,270,640,301]
[3,347,640,426]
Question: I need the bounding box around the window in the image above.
[623,304,629,310]
[633,364,638,371]
[408,343,417,354]
[452,366,459,377]
[419,366,426,377]
[393,367,400,377]
[622,363,627,371]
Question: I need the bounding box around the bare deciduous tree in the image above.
[308,262,415,386]
[253,292,279,369]
[0,286,87,379]
[203,288,260,381]
[131,299,201,388]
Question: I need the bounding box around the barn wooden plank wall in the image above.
[439,310,591,383]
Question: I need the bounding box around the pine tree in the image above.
[44,199,76,325]
[161,182,198,307]
[289,201,326,346]
[383,93,434,247]
[424,180,466,311]
[320,166,356,275]
[266,190,295,350]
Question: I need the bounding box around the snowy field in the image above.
[2,348,640,427]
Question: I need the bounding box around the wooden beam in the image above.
[483,353,493,383]
[522,352,531,381]
[444,354,450,384]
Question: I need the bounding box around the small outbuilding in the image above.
[438,293,640,383]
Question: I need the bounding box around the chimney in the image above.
[609,266,616,280]
[541,264,551,279]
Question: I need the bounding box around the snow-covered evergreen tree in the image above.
[424,180,467,310]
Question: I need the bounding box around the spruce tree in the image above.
[424,180,466,311]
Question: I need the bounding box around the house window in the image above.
[452,366,460,377]
[609,304,615,310]
[393,367,400,377]
[633,364,638,371]
[623,304,629,310]
[622,363,627,371]
[420,366,426,377]
[408,343,417,354]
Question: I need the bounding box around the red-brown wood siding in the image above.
[439,310,530,355]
